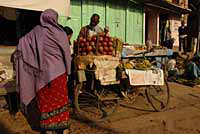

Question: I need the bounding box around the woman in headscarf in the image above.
[15,9,71,134]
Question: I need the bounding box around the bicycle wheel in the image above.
[74,82,102,121]
[74,82,119,121]
[145,78,170,111]
[97,87,119,120]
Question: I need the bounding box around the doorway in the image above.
[159,13,170,45]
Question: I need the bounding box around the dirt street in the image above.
[0,82,200,134]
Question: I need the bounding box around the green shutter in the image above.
[126,2,144,45]
[58,0,144,44]
[106,0,126,41]
[82,0,106,28]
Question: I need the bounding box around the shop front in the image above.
[144,0,190,50]
[0,0,70,46]
[0,0,70,83]
[59,0,144,45]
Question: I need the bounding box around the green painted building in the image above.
[59,0,144,45]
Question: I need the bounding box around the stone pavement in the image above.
[0,82,200,134]
[107,83,200,134]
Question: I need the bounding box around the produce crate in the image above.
[74,35,123,57]
[75,55,120,85]
[94,55,120,69]
[95,68,119,85]
[94,55,120,85]
[76,55,120,70]
[75,55,95,70]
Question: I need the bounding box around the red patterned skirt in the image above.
[37,73,70,130]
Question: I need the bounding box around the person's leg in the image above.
[67,75,74,106]
[56,129,70,134]
[186,62,200,79]
[183,38,186,53]
[63,129,70,134]
[179,38,182,52]
[124,78,132,93]
[120,79,127,97]
[53,129,70,134]
[55,130,62,134]
[192,63,200,78]
[4,92,19,117]
[40,130,46,134]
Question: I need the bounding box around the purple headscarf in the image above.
[15,9,71,106]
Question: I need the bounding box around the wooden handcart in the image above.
[73,36,170,121]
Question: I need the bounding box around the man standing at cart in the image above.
[78,14,104,38]
[179,21,187,53]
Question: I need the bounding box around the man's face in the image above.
[90,16,99,27]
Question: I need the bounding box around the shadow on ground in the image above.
[71,114,127,134]
[0,121,11,134]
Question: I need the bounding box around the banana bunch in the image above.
[144,60,151,67]
[124,62,134,69]
[135,60,152,70]
[118,62,134,69]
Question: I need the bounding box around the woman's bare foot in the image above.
[63,129,70,134]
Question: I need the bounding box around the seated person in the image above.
[184,54,200,80]
[167,53,179,81]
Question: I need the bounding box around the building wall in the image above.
[145,4,183,47]
[179,0,188,8]
[165,0,188,49]
[58,0,144,45]
[58,0,82,42]
[126,1,144,44]
[0,7,16,21]
[170,15,181,47]
[106,0,126,42]
[166,0,188,8]
[147,11,159,45]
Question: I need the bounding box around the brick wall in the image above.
[170,16,181,47]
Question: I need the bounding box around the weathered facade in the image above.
[187,0,200,52]
[144,0,190,48]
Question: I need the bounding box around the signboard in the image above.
[125,68,164,86]
[0,0,70,16]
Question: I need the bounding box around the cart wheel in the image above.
[74,82,101,121]
[74,82,119,121]
[145,79,170,111]
[120,87,140,104]
[97,88,119,120]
